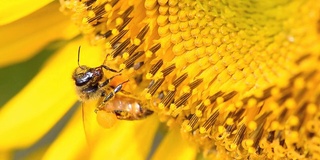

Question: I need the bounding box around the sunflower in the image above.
[1,0,320,159]
[0,1,196,159]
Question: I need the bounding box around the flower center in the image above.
[61,0,320,159]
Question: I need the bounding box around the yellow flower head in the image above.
[1,0,320,159]
[59,0,320,159]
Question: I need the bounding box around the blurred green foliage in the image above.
[0,40,67,107]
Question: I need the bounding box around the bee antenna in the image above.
[77,46,85,69]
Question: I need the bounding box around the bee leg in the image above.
[94,91,107,113]
[103,80,129,103]
[96,80,129,113]
[101,65,123,73]
[99,74,121,88]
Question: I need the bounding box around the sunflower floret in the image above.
[61,0,320,159]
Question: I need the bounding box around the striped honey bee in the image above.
[72,47,153,121]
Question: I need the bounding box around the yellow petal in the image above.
[43,108,89,160]
[0,0,53,25]
[0,40,100,150]
[82,98,160,160]
[0,1,79,67]
[0,151,11,160]
[45,100,160,160]
[91,117,159,159]
[151,128,197,160]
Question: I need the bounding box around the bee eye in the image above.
[75,72,94,86]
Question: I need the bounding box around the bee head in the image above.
[72,46,104,87]
[72,66,88,85]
